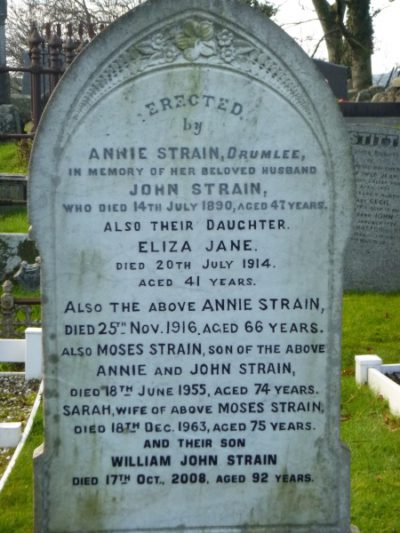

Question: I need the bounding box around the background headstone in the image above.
[344,123,400,291]
[314,59,348,99]
[30,1,353,531]
[0,174,27,204]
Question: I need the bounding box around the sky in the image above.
[272,0,399,76]
[10,0,400,76]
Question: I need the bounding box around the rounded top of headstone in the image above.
[34,0,341,149]
[30,0,353,241]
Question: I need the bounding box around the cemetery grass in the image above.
[0,405,43,533]
[0,206,29,233]
[341,379,400,533]
[0,141,29,233]
[0,141,29,174]
[0,379,41,476]
[341,292,400,533]
[0,294,399,532]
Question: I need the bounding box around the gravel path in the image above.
[0,375,41,479]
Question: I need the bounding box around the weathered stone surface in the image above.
[344,123,400,292]
[30,1,352,531]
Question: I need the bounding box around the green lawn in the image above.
[342,292,400,368]
[0,141,29,234]
[0,141,29,175]
[0,406,43,533]
[0,206,29,233]
[342,379,400,532]
[341,292,400,533]
[0,293,399,531]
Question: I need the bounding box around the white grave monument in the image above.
[30,0,353,531]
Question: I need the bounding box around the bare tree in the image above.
[6,0,382,91]
[6,0,278,67]
[312,0,374,90]
[6,0,144,66]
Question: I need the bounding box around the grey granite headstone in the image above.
[30,1,353,531]
[344,123,400,292]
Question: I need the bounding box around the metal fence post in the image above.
[28,25,43,131]
[48,26,62,93]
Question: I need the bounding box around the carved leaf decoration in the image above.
[177,19,214,51]
[182,19,198,36]
[200,41,217,56]
[234,39,255,56]
[136,42,158,55]
[183,41,217,61]
[151,51,165,61]
[65,15,322,149]
[199,21,214,41]
[176,33,197,50]
[182,43,200,61]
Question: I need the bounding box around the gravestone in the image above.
[0,174,27,204]
[344,123,400,291]
[314,59,348,99]
[30,1,353,531]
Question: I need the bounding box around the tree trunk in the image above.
[312,0,344,64]
[312,0,373,91]
[350,48,372,91]
[347,0,373,90]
